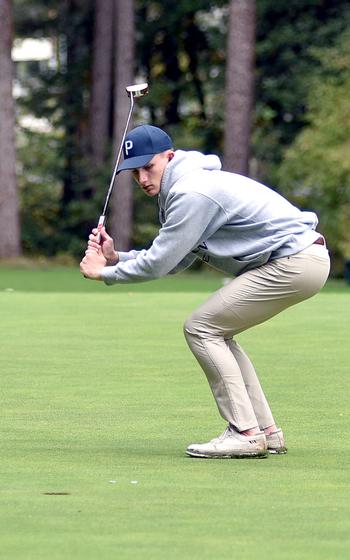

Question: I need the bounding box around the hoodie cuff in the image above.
[101,266,117,285]
[118,251,130,262]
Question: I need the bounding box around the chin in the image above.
[146,188,158,197]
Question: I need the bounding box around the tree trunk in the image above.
[110,0,135,250]
[60,0,90,210]
[90,0,114,168]
[0,0,21,258]
[224,0,256,175]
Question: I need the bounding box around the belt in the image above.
[313,236,325,245]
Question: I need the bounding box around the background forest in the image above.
[0,0,349,276]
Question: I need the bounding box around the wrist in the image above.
[105,251,119,266]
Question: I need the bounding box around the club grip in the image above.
[96,215,105,244]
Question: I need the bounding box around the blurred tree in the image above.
[13,1,96,257]
[59,0,94,226]
[0,0,21,258]
[136,1,225,144]
[109,0,135,250]
[10,0,350,266]
[90,0,114,169]
[224,0,256,174]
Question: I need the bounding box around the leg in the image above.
[184,319,260,431]
[226,339,275,430]
[184,292,272,431]
[184,244,330,431]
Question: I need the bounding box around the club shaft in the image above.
[101,95,135,219]
[94,82,148,242]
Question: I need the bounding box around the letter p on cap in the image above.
[125,140,133,155]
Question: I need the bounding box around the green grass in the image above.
[1,267,349,559]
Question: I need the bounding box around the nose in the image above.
[139,169,148,186]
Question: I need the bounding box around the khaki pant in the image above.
[184,243,330,431]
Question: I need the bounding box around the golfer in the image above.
[80,125,330,459]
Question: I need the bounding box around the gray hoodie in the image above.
[101,150,319,284]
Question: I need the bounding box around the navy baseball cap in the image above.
[117,125,173,172]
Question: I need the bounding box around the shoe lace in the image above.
[211,425,233,443]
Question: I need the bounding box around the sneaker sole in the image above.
[268,447,287,455]
[186,450,268,459]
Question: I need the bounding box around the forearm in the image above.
[100,248,163,284]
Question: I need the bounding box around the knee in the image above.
[184,310,216,343]
[184,312,234,342]
[183,313,201,340]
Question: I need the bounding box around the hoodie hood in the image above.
[159,150,222,206]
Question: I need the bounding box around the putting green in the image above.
[1,269,349,559]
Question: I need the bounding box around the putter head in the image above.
[126,83,149,98]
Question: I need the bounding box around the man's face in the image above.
[132,151,173,197]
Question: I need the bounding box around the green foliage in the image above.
[17,128,63,255]
[254,0,350,177]
[17,126,111,258]
[277,31,350,272]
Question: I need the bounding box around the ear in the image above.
[167,151,175,162]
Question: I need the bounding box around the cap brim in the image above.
[117,154,155,173]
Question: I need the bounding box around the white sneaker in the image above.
[186,426,267,459]
[266,429,287,454]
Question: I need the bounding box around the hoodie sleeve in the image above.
[117,250,142,262]
[101,191,225,284]
[167,252,198,275]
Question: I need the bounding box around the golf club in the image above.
[95,82,149,241]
